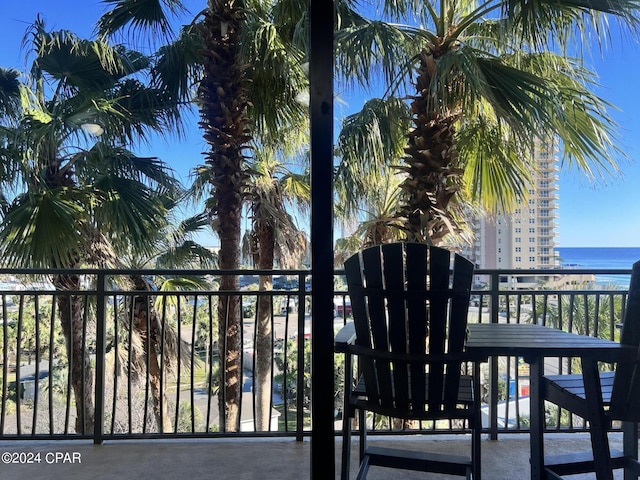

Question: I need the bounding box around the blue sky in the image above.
[2,1,640,247]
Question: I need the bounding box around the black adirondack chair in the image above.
[335,242,481,480]
[541,260,640,480]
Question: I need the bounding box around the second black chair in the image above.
[541,260,640,480]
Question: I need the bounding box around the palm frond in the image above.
[77,143,180,192]
[0,189,86,268]
[243,15,309,137]
[465,53,554,133]
[27,21,127,92]
[109,78,183,144]
[337,97,410,171]
[0,68,21,121]
[519,52,622,177]
[335,97,410,213]
[158,276,212,291]
[160,316,196,374]
[156,241,218,269]
[280,173,311,211]
[187,165,213,203]
[152,23,205,102]
[97,0,187,39]
[335,19,419,92]
[504,0,640,51]
[457,118,533,213]
[89,176,169,255]
[267,0,311,52]
[177,212,210,235]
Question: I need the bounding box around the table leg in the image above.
[529,359,544,480]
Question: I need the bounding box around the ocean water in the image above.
[556,247,640,288]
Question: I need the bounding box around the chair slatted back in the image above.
[344,243,474,417]
[610,260,640,421]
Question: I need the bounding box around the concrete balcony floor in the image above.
[0,433,630,480]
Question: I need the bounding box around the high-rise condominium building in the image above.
[461,142,560,288]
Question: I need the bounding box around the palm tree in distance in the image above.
[334,96,412,257]
[118,205,218,433]
[190,137,309,431]
[0,18,181,433]
[334,171,406,263]
[242,146,309,430]
[97,0,312,431]
[335,0,638,245]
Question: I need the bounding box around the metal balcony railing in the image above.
[0,266,633,443]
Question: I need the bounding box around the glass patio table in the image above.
[465,322,636,480]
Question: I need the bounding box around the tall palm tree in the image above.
[0,18,180,433]
[335,0,639,245]
[98,0,311,430]
[197,0,252,432]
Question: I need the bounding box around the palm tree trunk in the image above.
[130,275,172,433]
[199,0,251,432]
[401,49,462,245]
[146,339,172,433]
[54,273,95,434]
[255,225,275,431]
[217,275,242,432]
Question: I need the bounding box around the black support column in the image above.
[309,0,335,478]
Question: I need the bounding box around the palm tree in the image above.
[118,206,217,433]
[0,18,180,433]
[334,171,405,260]
[241,146,308,430]
[196,0,252,432]
[190,140,309,431]
[334,97,411,255]
[98,0,311,431]
[335,0,638,245]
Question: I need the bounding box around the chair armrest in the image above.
[335,321,356,351]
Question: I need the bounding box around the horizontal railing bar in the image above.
[0,266,633,443]
[0,267,632,276]
[0,268,311,276]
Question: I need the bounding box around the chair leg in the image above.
[341,407,352,479]
[359,408,367,462]
[355,453,371,480]
[472,363,482,480]
[588,419,613,480]
[472,417,481,480]
[583,360,614,480]
[341,353,355,479]
[352,408,370,480]
[623,421,639,480]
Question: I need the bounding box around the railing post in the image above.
[296,274,306,442]
[489,270,500,440]
[94,271,106,445]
